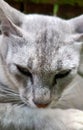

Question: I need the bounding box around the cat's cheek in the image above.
[18,85,36,107]
[8,64,20,75]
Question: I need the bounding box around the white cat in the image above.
[0,0,83,130]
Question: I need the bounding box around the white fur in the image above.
[0,0,83,130]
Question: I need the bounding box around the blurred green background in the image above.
[5,0,83,19]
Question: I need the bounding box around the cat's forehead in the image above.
[11,42,77,73]
[9,27,78,72]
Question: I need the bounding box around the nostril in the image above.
[33,100,50,108]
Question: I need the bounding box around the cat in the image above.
[0,0,83,130]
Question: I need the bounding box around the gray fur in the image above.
[0,0,83,130]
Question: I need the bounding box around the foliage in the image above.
[53,4,59,14]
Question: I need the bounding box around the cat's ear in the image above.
[0,8,23,37]
[69,15,83,76]
[1,18,23,37]
[0,0,25,26]
[69,15,83,41]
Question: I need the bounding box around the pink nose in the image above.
[33,100,50,108]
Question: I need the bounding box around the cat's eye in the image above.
[55,69,71,79]
[16,65,32,77]
[52,69,71,85]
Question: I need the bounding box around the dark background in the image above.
[5,0,83,19]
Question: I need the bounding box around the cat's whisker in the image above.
[0,85,24,104]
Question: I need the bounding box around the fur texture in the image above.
[0,0,83,129]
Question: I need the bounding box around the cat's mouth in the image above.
[0,82,59,109]
[0,84,51,108]
[20,95,51,108]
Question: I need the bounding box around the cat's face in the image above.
[0,13,83,108]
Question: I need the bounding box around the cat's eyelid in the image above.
[55,69,71,75]
[59,69,71,74]
[15,64,31,76]
[55,69,71,80]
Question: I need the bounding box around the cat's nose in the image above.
[33,100,50,108]
[32,87,51,108]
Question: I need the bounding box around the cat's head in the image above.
[0,10,83,108]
